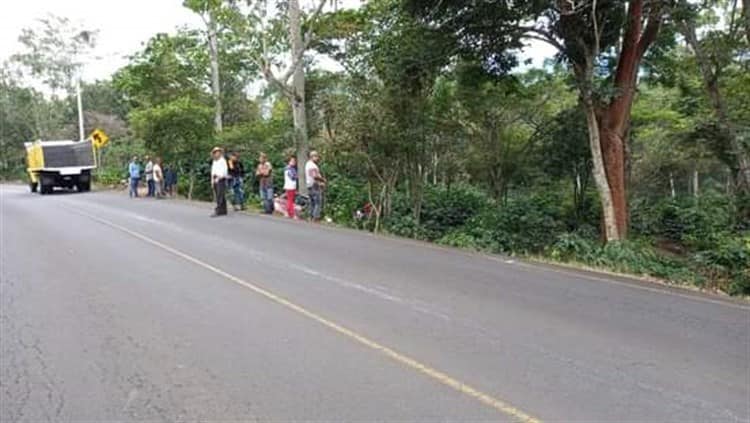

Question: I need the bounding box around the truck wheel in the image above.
[39,176,53,195]
[77,180,91,192]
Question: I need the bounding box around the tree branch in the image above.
[304,0,329,27]
[637,3,664,58]
[614,0,644,88]
[518,26,566,53]
[279,0,327,84]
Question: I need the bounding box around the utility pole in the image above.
[76,76,84,141]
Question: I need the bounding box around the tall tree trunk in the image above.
[582,99,620,241]
[598,118,629,238]
[207,12,222,133]
[288,0,309,195]
[188,172,195,200]
[574,0,663,241]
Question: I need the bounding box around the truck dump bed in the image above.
[42,141,95,168]
[25,140,95,170]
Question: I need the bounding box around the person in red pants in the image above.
[283,155,298,218]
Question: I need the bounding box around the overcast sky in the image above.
[1,0,556,83]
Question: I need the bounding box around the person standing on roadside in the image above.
[284,155,298,218]
[153,157,164,198]
[256,152,274,214]
[128,156,141,198]
[228,152,246,211]
[305,151,326,222]
[144,155,155,197]
[163,165,174,196]
[210,147,228,217]
[167,167,178,196]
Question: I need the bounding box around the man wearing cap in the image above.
[144,155,155,197]
[210,147,228,217]
[305,150,326,222]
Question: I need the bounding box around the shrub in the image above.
[693,233,750,295]
[549,234,702,285]
[383,185,491,241]
[419,184,491,237]
[95,167,126,187]
[631,194,735,250]
[460,192,567,254]
[437,231,484,250]
[324,176,368,226]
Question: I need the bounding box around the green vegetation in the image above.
[1,0,748,295]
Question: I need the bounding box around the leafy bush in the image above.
[631,194,735,250]
[452,192,567,254]
[549,234,702,285]
[693,233,750,295]
[437,231,484,250]
[95,167,127,187]
[385,215,433,240]
[384,185,491,240]
[419,184,491,238]
[324,175,368,225]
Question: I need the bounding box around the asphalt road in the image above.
[1,184,748,422]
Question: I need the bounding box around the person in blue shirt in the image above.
[128,156,141,198]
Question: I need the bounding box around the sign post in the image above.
[88,129,109,169]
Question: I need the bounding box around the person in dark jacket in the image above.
[228,152,246,211]
[163,166,177,196]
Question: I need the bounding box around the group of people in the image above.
[127,155,177,198]
[209,147,326,221]
[126,148,327,221]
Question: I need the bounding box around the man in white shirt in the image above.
[153,157,164,198]
[144,156,155,197]
[305,151,326,222]
[210,147,228,217]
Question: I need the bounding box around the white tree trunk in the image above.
[693,169,700,197]
[288,0,309,195]
[583,101,620,242]
[669,172,676,198]
[207,13,222,133]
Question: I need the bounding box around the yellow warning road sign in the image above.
[91,129,109,149]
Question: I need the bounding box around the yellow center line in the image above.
[66,206,542,423]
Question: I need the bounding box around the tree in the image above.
[130,97,214,199]
[113,31,209,109]
[675,0,750,192]
[455,65,575,202]
[243,0,330,194]
[11,15,97,96]
[184,0,236,132]
[629,84,696,199]
[407,0,671,241]
[0,68,37,177]
[322,0,453,220]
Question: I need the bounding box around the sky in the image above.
[1,0,204,81]
[0,0,556,84]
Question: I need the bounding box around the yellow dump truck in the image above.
[25,139,96,194]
